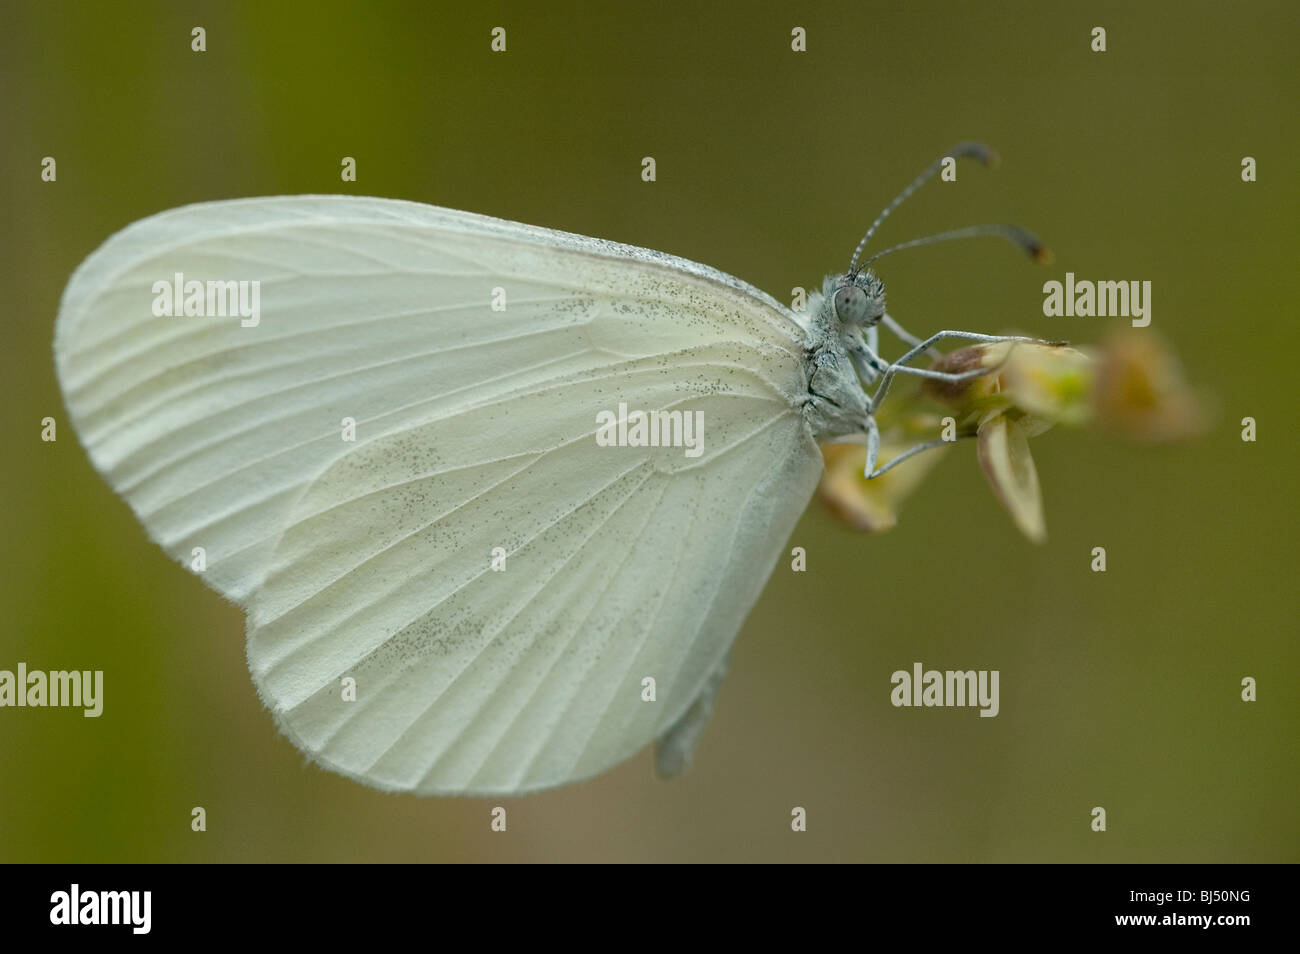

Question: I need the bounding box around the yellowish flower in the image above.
[923,339,1090,427]
[819,434,949,533]
[975,408,1049,544]
[1089,332,1208,441]
[817,332,1206,543]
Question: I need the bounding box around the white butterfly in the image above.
[54,143,1048,794]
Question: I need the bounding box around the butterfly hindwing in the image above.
[55,195,820,793]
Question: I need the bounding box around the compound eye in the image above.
[833,284,868,323]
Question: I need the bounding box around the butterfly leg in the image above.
[849,341,887,385]
[865,322,881,379]
[867,331,1047,413]
[655,649,731,778]
[880,312,939,357]
[863,414,973,479]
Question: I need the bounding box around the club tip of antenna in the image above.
[1031,245,1054,266]
[955,142,1000,168]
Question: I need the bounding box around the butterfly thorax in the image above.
[801,272,881,441]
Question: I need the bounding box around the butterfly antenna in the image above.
[859,224,1053,268]
[848,141,1001,275]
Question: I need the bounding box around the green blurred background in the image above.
[2,0,1296,862]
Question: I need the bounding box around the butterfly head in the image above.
[830,271,885,329]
